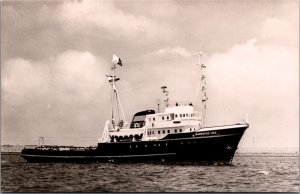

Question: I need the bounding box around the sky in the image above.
[1,0,299,148]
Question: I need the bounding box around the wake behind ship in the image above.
[21,54,249,163]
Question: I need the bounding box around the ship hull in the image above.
[21,124,248,163]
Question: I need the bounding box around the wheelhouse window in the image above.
[132,115,146,122]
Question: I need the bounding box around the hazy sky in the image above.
[1,0,299,148]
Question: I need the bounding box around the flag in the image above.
[106,74,120,83]
[201,64,206,69]
[112,54,122,66]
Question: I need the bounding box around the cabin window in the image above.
[167,116,169,120]
[153,117,155,121]
[190,128,192,131]
[162,117,164,120]
[186,114,188,117]
[136,145,138,148]
[148,118,151,122]
[180,129,182,132]
[183,114,185,117]
[175,114,178,118]
[152,123,154,128]
[163,130,165,134]
[175,129,177,133]
[167,130,170,133]
[180,114,182,117]
[165,143,168,146]
[145,145,147,147]
[158,143,160,146]
[158,131,160,134]
[152,131,155,134]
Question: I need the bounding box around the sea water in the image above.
[1,153,299,192]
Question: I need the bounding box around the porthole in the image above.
[154,144,156,147]
[165,143,168,146]
[175,114,178,117]
[158,143,160,146]
[163,130,165,134]
[136,145,138,148]
[129,145,132,148]
[181,142,183,145]
[167,130,170,133]
[145,145,147,148]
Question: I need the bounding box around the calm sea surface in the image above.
[1,153,299,192]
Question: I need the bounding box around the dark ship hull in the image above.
[21,124,248,163]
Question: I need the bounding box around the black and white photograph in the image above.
[1,0,299,192]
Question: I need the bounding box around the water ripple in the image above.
[1,154,299,192]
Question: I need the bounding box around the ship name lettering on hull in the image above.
[195,131,217,136]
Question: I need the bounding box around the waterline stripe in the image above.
[21,152,176,159]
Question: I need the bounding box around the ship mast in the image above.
[161,86,169,110]
[108,55,127,129]
[196,52,208,127]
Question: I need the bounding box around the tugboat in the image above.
[21,53,249,163]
